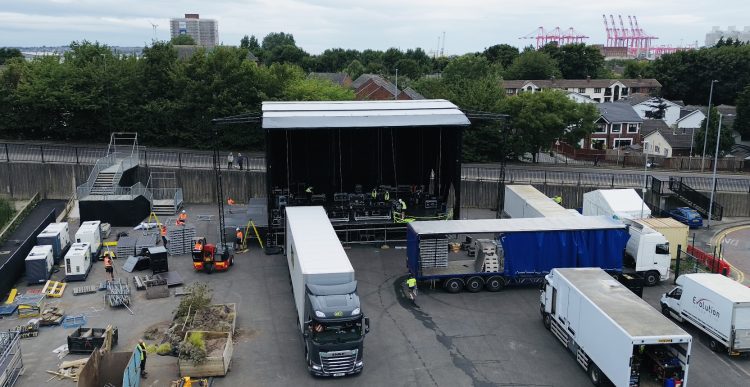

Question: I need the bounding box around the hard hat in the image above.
[236,227,240,231]
[181,210,186,213]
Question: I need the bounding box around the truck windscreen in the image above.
[655,243,669,255]
[311,319,362,344]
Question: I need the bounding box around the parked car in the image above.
[668,207,703,228]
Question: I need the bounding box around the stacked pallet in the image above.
[166,224,196,255]
[419,237,449,268]
[40,306,65,326]
[115,236,137,258]
[135,232,159,254]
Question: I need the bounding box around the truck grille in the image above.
[320,351,356,374]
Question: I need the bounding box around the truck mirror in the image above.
[364,317,370,334]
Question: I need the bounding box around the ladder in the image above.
[241,220,264,249]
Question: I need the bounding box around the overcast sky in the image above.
[1,0,747,53]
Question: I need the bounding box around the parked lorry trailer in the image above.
[503,185,575,218]
[581,189,671,286]
[661,273,750,355]
[542,268,692,387]
[406,216,630,293]
[285,206,369,377]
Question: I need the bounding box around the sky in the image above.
[1,0,748,53]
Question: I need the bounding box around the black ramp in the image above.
[121,256,140,273]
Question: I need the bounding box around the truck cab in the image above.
[625,224,670,286]
[302,282,369,376]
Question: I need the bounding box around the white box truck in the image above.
[583,189,651,220]
[541,268,691,387]
[623,221,671,286]
[76,221,102,257]
[37,222,70,263]
[661,273,750,355]
[504,185,573,218]
[64,242,92,281]
[285,206,369,377]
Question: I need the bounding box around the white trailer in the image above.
[582,189,651,220]
[285,206,368,377]
[76,221,102,257]
[64,242,92,281]
[541,268,691,387]
[503,185,574,218]
[661,273,750,355]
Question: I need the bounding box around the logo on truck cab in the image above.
[693,297,720,319]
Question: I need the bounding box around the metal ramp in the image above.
[146,171,183,216]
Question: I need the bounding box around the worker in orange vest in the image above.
[227,197,235,205]
[104,253,114,281]
[160,225,168,247]
[234,228,244,250]
[176,210,187,225]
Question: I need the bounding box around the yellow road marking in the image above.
[711,225,750,283]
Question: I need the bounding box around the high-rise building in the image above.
[169,14,218,47]
[705,26,750,47]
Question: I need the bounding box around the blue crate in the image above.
[61,314,87,328]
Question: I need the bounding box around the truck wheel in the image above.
[645,271,659,286]
[485,276,505,292]
[443,278,463,293]
[465,277,484,293]
[709,339,724,353]
[661,305,670,318]
[543,313,551,330]
[588,363,603,386]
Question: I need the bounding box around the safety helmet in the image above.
[181,210,186,213]
[236,227,240,231]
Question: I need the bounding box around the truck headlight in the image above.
[355,361,363,367]
[351,308,360,316]
[312,364,322,371]
[315,311,325,318]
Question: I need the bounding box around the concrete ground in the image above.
[2,205,750,387]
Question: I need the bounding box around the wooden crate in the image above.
[178,331,233,377]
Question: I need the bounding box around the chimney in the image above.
[586,76,591,82]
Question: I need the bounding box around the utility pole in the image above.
[701,80,718,172]
[394,69,398,100]
[706,113,723,229]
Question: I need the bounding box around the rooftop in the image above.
[503,78,662,89]
[596,103,643,123]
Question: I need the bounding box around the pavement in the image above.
[2,205,750,387]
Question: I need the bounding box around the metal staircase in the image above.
[76,132,141,200]
[147,171,183,216]
[90,170,118,195]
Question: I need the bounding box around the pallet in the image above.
[42,280,67,298]
[72,285,98,296]
[62,314,87,328]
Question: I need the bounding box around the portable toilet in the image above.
[25,245,54,285]
[65,243,92,281]
[36,222,70,263]
[76,221,102,257]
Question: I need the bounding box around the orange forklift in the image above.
[191,237,233,273]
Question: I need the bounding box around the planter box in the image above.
[191,303,237,334]
[178,331,233,378]
[67,327,119,354]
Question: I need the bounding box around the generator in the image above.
[25,245,55,285]
[36,222,70,263]
[65,243,92,281]
[76,221,102,258]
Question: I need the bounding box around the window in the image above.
[551,288,557,315]
[656,243,670,255]
[594,123,607,133]
[578,88,585,93]
[627,124,638,133]
[593,98,601,102]
[644,143,650,151]
[526,86,533,91]
[655,145,660,153]
[604,97,611,102]
[611,123,621,133]
[664,148,669,156]
[594,88,602,93]
[591,139,606,150]
[668,287,682,300]
[614,138,632,148]
[506,88,516,95]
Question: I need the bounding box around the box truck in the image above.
[542,268,692,387]
[65,242,92,281]
[36,222,70,263]
[76,221,102,257]
[285,206,369,377]
[660,273,750,355]
[25,245,54,285]
[406,216,629,293]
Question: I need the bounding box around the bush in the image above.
[179,332,207,363]
[0,199,13,229]
[156,342,172,355]
[174,283,212,320]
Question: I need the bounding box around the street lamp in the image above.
[701,80,719,172]
[706,113,733,229]
[640,141,649,219]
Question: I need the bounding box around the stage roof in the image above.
[261,99,471,129]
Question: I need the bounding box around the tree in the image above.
[540,43,605,79]
[395,58,422,80]
[382,48,403,73]
[735,85,750,140]
[344,59,365,80]
[283,77,355,101]
[623,60,651,78]
[482,44,519,68]
[645,97,669,119]
[171,35,196,45]
[265,44,308,66]
[695,106,734,156]
[0,48,22,65]
[504,50,561,80]
[501,90,598,162]
[262,32,296,51]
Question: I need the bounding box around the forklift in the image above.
[191,237,233,273]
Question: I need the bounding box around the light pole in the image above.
[640,141,649,219]
[701,80,718,172]
[707,113,732,229]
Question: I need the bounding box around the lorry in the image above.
[541,268,692,387]
[581,189,671,286]
[660,273,750,355]
[406,216,630,293]
[285,206,369,377]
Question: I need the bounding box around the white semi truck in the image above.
[285,206,369,377]
[661,273,750,355]
[541,268,691,387]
